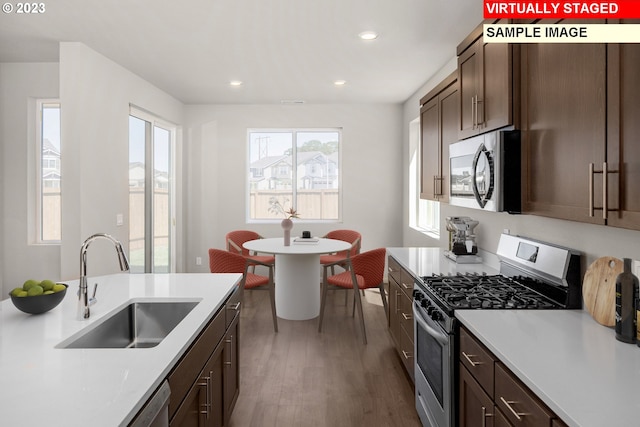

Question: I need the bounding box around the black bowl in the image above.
[10,284,68,314]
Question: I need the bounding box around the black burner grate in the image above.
[420,273,562,309]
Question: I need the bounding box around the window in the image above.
[248,129,341,222]
[409,117,440,235]
[37,100,61,242]
[129,107,176,273]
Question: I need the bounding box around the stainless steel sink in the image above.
[58,300,200,349]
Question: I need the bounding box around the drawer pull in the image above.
[401,282,412,290]
[500,396,529,420]
[401,312,413,321]
[481,406,493,427]
[462,351,484,367]
[227,302,241,311]
[401,350,413,360]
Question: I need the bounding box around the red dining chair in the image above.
[209,248,278,332]
[320,230,361,274]
[226,230,275,275]
[318,248,388,344]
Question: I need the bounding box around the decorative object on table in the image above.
[293,236,319,244]
[208,248,278,332]
[583,256,623,326]
[615,258,639,343]
[268,196,299,246]
[9,280,68,314]
[302,230,311,238]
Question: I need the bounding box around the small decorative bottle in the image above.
[615,258,638,343]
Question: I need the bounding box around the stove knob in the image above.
[431,310,442,321]
[427,306,436,315]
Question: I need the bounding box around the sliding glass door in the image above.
[128,109,175,273]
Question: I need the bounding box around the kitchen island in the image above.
[0,273,241,426]
[457,309,640,427]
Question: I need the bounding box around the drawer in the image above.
[225,286,241,328]
[398,290,414,338]
[459,326,496,398]
[495,363,554,427]
[388,256,402,285]
[399,268,415,298]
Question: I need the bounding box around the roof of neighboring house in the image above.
[250,155,289,169]
[42,138,60,156]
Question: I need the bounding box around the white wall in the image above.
[59,43,183,280]
[183,103,404,272]
[400,57,640,269]
[0,62,60,296]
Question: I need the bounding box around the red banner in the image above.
[484,1,640,19]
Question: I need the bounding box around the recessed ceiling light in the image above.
[229,80,243,86]
[334,80,346,86]
[358,31,378,40]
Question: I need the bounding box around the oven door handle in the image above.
[413,303,449,346]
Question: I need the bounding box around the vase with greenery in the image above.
[269,197,299,246]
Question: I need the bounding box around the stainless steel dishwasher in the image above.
[130,380,171,427]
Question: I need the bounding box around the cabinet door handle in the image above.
[476,98,483,127]
[462,351,483,367]
[500,396,529,420]
[225,336,233,366]
[471,95,476,129]
[589,162,615,220]
[433,175,438,198]
[481,406,493,427]
[198,376,211,419]
[401,312,413,321]
[402,350,413,360]
[395,291,401,313]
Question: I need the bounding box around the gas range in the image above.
[413,233,582,332]
[412,234,582,427]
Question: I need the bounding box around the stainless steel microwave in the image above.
[449,128,521,213]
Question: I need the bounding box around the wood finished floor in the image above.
[229,288,421,427]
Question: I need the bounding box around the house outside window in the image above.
[248,129,341,222]
[37,100,61,242]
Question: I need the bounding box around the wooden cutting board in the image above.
[583,256,623,326]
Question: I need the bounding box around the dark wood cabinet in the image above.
[520,20,607,224]
[419,71,458,202]
[459,326,566,427]
[167,287,241,427]
[606,19,640,230]
[387,256,414,382]
[457,22,515,140]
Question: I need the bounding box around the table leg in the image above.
[274,253,321,320]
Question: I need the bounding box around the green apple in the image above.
[27,285,44,296]
[22,279,41,291]
[52,284,66,293]
[10,287,23,297]
[41,279,56,292]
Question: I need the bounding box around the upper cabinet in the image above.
[606,19,640,230]
[420,72,458,202]
[457,21,517,140]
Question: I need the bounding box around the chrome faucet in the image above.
[79,233,130,319]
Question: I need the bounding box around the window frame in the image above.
[35,99,62,244]
[246,128,343,224]
[408,117,440,237]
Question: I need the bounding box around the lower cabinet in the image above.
[166,287,241,427]
[459,326,567,427]
[388,256,415,382]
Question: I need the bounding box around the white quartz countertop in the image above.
[386,247,499,278]
[457,309,640,427]
[0,273,241,427]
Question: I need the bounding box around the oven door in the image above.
[413,302,453,427]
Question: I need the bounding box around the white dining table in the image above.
[243,237,351,320]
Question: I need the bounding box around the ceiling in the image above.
[0,0,483,104]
